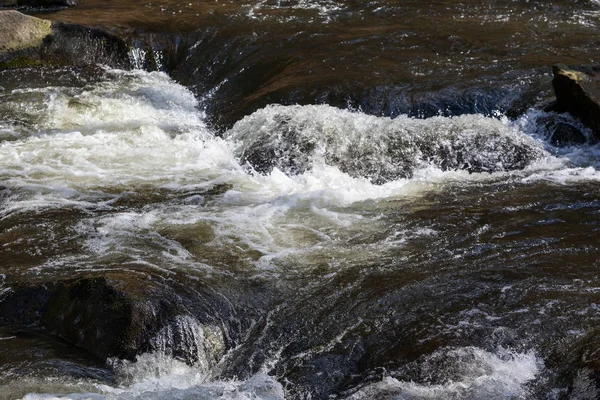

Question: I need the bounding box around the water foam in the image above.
[19,365,284,400]
[17,316,282,400]
[244,0,345,23]
[3,68,599,219]
[226,104,550,184]
[344,347,542,400]
[4,69,600,278]
[0,69,242,215]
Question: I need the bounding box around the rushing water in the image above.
[2,1,600,399]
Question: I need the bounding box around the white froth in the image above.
[4,71,599,278]
[345,347,542,400]
[3,71,600,219]
[20,363,284,400]
[18,316,281,400]
[244,0,344,22]
[0,70,244,214]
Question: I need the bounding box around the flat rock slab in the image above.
[552,64,600,140]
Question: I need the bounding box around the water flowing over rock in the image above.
[5,1,600,398]
[552,64,600,141]
[227,104,546,183]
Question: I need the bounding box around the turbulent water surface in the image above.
[2,1,600,399]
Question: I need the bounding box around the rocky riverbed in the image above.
[2,2,600,399]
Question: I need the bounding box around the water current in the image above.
[2,1,600,399]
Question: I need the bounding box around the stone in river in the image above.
[0,10,52,56]
[552,64,600,140]
[0,10,129,69]
[0,275,226,363]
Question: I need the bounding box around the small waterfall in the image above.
[149,315,225,370]
[127,35,189,72]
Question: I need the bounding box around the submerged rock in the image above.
[552,64,600,140]
[0,10,129,69]
[0,275,226,364]
[550,122,587,147]
[227,104,546,184]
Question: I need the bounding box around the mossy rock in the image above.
[0,54,47,69]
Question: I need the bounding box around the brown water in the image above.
[39,0,600,125]
[2,1,600,399]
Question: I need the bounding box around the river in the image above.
[1,1,600,399]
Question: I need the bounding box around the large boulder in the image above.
[552,64,600,140]
[0,9,51,56]
[0,10,130,69]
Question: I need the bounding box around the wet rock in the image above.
[550,122,587,147]
[0,10,130,69]
[228,105,545,184]
[44,22,131,68]
[546,330,600,398]
[0,275,227,363]
[41,277,166,360]
[0,281,56,326]
[552,64,600,140]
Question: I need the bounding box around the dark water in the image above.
[2,1,600,399]
[41,0,600,125]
